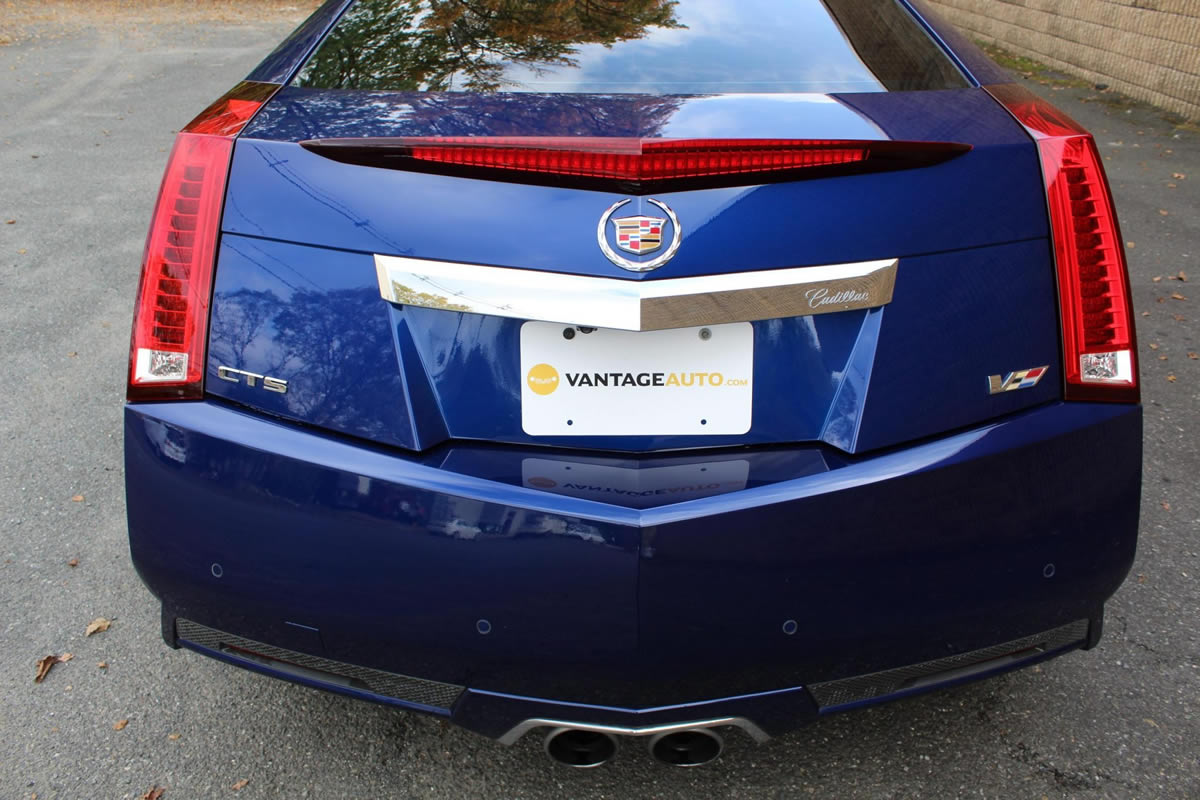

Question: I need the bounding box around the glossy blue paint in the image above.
[205,232,1058,454]
[227,91,1044,277]
[127,0,1144,745]
[127,398,1139,734]
[212,86,1059,454]
[244,0,353,85]
[246,89,889,141]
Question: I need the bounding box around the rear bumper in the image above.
[125,400,1140,740]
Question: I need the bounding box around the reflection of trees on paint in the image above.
[295,0,682,91]
[209,287,405,440]
[251,90,689,140]
[209,288,277,371]
[391,281,471,312]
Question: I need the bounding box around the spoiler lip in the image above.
[298,136,973,193]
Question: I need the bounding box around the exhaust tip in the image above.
[544,727,618,768]
[648,728,724,767]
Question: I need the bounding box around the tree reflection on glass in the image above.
[296,0,682,92]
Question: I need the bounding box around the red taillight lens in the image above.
[988,84,1138,403]
[402,137,870,180]
[128,81,275,401]
[300,136,971,192]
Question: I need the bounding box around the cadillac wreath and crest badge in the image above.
[597,198,682,272]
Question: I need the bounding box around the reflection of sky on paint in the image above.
[657,94,885,139]
[490,0,885,94]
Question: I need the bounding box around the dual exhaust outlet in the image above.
[544,726,725,768]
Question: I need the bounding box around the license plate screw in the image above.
[699,328,712,341]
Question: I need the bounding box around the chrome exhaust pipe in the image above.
[648,728,724,767]
[544,727,618,768]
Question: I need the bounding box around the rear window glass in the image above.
[294,0,968,94]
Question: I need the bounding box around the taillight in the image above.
[987,84,1138,403]
[299,137,971,192]
[127,81,277,401]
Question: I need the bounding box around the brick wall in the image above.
[923,0,1200,121]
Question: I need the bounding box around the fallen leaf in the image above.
[71,495,84,503]
[1171,292,1187,301]
[4,219,13,224]
[1166,374,1176,382]
[1137,573,1146,584]
[1173,314,1186,322]
[1152,275,1162,282]
[1159,209,1169,216]
[67,558,79,568]
[232,779,250,791]
[1168,182,1177,188]
[1178,271,1188,282]
[1158,355,1168,361]
[1149,343,1159,350]
[167,733,181,741]
[141,787,165,800]
[85,617,111,637]
[1173,172,1186,179]
[1141,311,1151,317]
[1161,501,1171,510]
[1156,297,1166,303]
[35,656,58,683]
[17,248,26,255]
[1145,717,1160,728]
[66,351,77,358]
[1126,241,1136,249]
[34,653,72,683]
[1188,352,1198,360]
[97,661,108,669]
[113,719,129,731]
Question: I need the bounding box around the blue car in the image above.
[124,0,1141,767]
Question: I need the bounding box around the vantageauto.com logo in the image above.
[527,365,747,392]
[526,363,560,395]
[565,371,741,387]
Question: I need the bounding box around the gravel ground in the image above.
[0,6,1197,799]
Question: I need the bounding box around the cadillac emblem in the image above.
[597,198,682,272]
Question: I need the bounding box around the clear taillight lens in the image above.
[987,83,1138,403]
[127,81,276,401]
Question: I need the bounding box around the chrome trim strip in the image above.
[376,255,898,332]
[497,716,771,746]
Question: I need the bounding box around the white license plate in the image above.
[520,322,753,436]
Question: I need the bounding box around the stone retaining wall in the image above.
[923,0,1200,121]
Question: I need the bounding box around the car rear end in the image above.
[124,0,1141,762]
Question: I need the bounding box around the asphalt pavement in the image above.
[1,10,1197,800]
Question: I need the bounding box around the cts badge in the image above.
[988,366,1048,394]
[597,198,681,272]
[217,365,288,393]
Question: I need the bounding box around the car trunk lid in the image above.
[205,87,1059,455]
